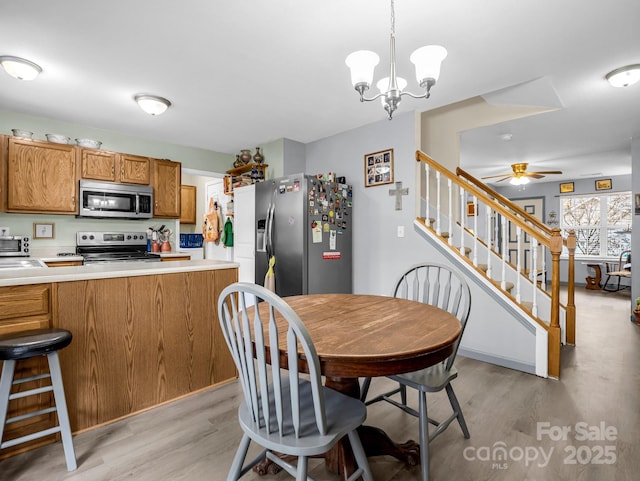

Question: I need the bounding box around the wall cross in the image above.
[389,181,409,210]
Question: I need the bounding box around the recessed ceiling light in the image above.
[606,64,640,87]
[499,133,513,141]
[0,55,42,81]
[134,94,171,115]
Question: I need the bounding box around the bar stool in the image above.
[0,328,76,471]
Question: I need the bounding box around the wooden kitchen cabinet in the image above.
[0,284,55,460]
[80,148,118,182]
[119,153,150,184]
[7,138,78,214]
[152,158,181,218]
[55,268,237,431]
[80,150,150,184]
[180,184,197,224]
[0,135,7,212]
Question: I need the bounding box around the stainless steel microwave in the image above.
[0,235,31,257]
[78,180,153,219]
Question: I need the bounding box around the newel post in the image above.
[565,230,576,345]
[548,228,563,379]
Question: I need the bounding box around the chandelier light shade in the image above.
[345,0,447,119]
[606,64,640,88]
[0,56,42,81]
[134,94,171,115]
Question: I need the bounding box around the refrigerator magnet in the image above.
[330,230,337,250]
[312,223,322,243]
[323,223,330,232]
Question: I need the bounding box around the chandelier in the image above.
[345,0,447,119]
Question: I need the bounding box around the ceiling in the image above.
[1,0,638,184]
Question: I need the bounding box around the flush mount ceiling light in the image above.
[345,0,447,120]
[134,94,171,115]
[606,64,640,87]
[0,55,42,81]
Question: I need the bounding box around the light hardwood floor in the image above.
[2,288,640,481]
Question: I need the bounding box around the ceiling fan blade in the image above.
[527,170,563,175]
[494,176,513,182]
[482,173,514,179]
[528,174,545,179]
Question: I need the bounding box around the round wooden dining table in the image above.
[254,293,462,480]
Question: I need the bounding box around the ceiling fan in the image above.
[481,162,562,185]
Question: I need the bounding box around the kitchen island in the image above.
[0,260,238,459]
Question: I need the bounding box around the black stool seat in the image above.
[0,328,72,361]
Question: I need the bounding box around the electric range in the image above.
[76,231,161,264]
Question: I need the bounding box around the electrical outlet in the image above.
[397,225,405,238]
[0,227,9,237]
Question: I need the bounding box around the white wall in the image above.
[632,137,640,306]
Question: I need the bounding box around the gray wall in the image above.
[496,173,632,288]
[305,112,424,295]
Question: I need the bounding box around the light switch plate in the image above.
[397,225,405,238]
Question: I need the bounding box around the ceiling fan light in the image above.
[606,64,640,87]
[134,94,171,115]
[410,45,447,87]
[345,50,380,91]
[509,176,529,186]
[0,55,42,81]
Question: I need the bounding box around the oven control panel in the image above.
[77,231,148,247]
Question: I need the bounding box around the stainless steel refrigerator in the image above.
[255,173,353,297]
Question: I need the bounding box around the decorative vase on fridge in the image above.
[240,149,252,164]
[253,147,264,164]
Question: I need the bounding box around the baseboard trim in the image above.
[458,347,537,376]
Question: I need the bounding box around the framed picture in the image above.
[635,194,640,215]
[364,148,394,187]
[559,182,574,193]
[33,222,54,239]
[466,202,476,216]
[595,178,612,191]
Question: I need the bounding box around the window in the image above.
[560,192,631,257]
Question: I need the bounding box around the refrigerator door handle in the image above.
[265,189,276,258]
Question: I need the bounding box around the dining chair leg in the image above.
[418,391,430,481]
[227,434,251,481]
[295,456,308,481]
[445,383,470,439]
[400,384,407,406]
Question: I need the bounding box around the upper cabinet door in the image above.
[152,159,181,218]
[119,154,150,185]
[80,149,117,182]
[7,138,78,214]
[180,185,197,224]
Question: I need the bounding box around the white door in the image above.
[234,184,256,283]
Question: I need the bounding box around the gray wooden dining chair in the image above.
[360,263,471,481]
[217,282,373,481]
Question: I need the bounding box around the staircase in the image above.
[415,151,576,379]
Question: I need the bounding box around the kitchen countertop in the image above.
[0,259,239,287]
